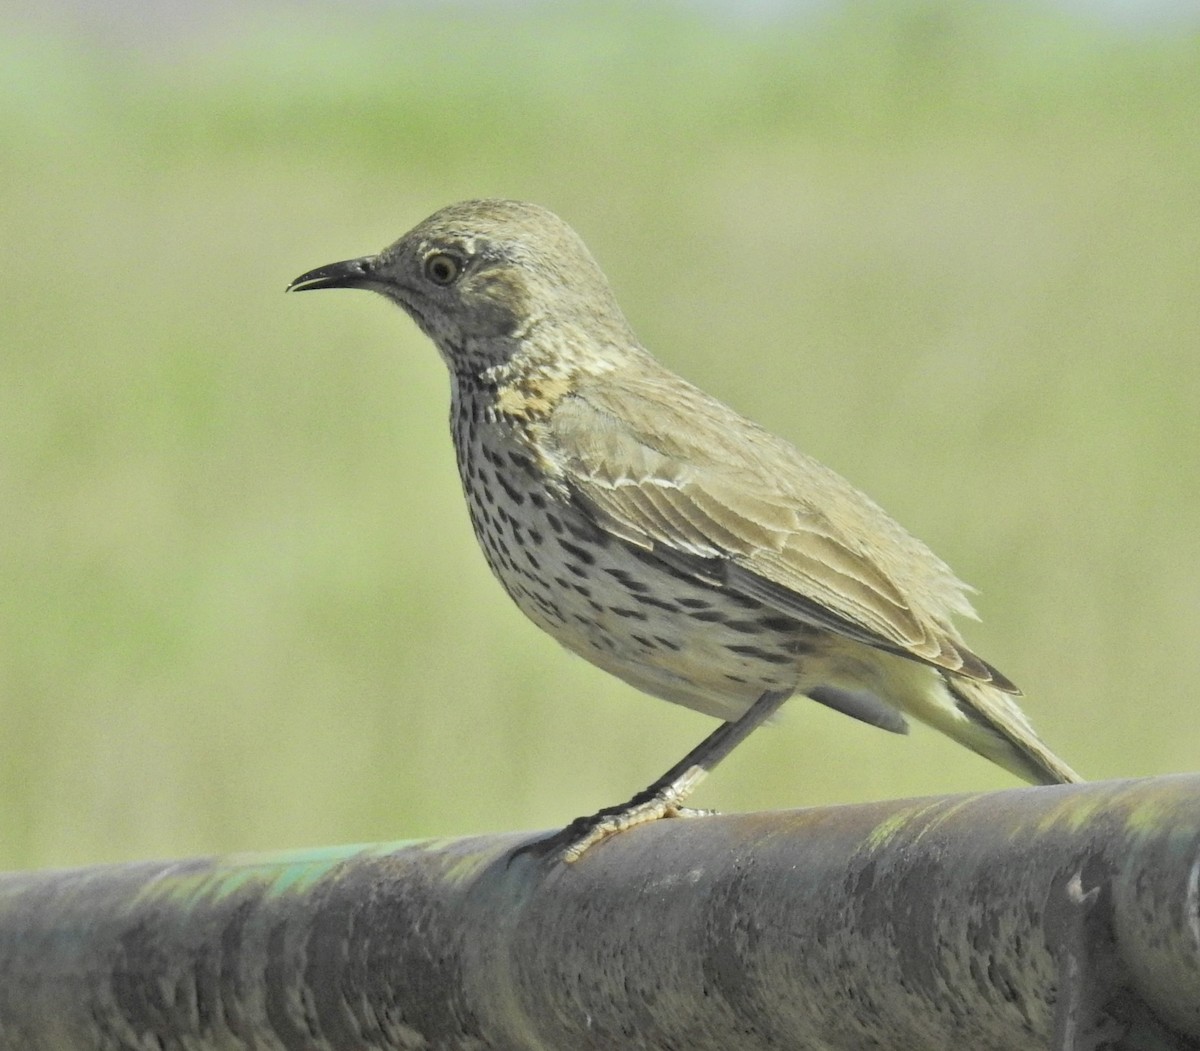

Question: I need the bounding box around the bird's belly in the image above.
[462,468,819,720]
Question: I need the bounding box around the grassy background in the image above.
[3,1,1198,869]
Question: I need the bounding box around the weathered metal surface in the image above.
[0,777,1198,1050]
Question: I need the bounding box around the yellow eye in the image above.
[424,252,463,286]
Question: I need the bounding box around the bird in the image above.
[288,198,1080,860]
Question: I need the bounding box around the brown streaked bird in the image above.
[289,199,1080,860]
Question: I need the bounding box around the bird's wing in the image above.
[544,369,1014,690]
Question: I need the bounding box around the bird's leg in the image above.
[555,688,792,862]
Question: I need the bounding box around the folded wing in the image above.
[546,367,1016,693]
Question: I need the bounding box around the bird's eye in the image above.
[424,253,463,286]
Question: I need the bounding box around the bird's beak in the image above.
[287,255,379,293]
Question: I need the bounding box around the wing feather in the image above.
[545,367,1015,691]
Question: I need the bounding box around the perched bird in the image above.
[289,199,1080,859]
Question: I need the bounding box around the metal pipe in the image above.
[1,776,1197,1050]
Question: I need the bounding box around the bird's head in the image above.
[288,199,636,377]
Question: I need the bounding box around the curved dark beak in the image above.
[287,256,379,293]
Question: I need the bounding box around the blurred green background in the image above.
[3,1,1198,869]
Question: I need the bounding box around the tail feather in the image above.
[939,675,1082,786]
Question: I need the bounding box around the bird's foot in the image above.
[558,795,700,863]
[508,765,712,865]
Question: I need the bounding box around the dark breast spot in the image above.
[725,643,795,666]
[759,614,803,633]
[557,539,596,566]
[496,473,526,505]
[723,620,763,635]
[508,451,535,474]
[603,567,649,593]
[563,515,605,544]
[727,593,761,611]
[633,594,678,613]
[530,592,565,624]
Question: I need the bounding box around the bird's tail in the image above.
[936,675,1082,786]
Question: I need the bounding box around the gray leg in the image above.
[556,688,793,862]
